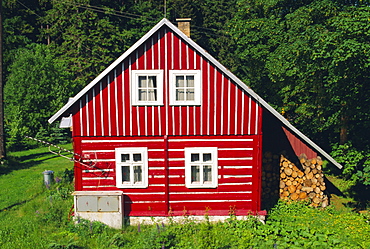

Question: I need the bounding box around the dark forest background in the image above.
[3,0,370,185]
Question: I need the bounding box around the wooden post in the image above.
[0,0,6,158]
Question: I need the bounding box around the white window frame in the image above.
[131,70,164,106]
[169,70,202,105]
[115,147,148,188]
[185,147,218,188]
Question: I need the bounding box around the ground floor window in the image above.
[115,147,148,188]
[185,147,218,188]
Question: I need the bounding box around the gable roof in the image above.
[49,18,342,169]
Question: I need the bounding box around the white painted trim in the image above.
[148,149,165,152]
[82,185,115,188]
[170,191,252,195]
[169,200,252,203]
[86,94,90,136]
[149,167,165,170]
[235,84,238,135]
[185,147,218,188]
[126,201,165,204]
[131,70,164,106]
[148,158,165,162]
[107,75,111,136]
[168,138,253,142]
[218,148,253,151]
[99,81,104,135]
[153,175,165,178]
[122,62,126,136]
[218,182,253,186]
[115,147,149,188]
[72,191,122,196]
[168,175,181,178]
[122,192,165,195]
[92,88,96,136]
[82,177,114,180]
[83,169,114,173]
[223,166,253,169]
[169,70,201,106]
[223,175,252,178]
[79,99,83,135]
[168,158,184,161]
[219,157,253,161]
[82,150,115,153]
[168,148,184,151]
[81,139,164,143]
[87,159,115,162]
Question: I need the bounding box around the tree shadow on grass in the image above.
[0,152,61,175]
[344,183,370,211]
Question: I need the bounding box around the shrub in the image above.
[331,142,370,185]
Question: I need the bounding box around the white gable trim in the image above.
[48,18,342,169]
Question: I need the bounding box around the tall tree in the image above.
[4,43,73,150]
[39,0,164,92]
[0,0,5,158]
[228,0,370,148]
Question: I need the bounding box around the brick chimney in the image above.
[176,18,191,37]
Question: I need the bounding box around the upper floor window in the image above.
[185,147,218,188]
[169,70,201,105]
[131,70,163,105]
[115,147,148,188]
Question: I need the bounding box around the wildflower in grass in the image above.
[55,177,61,183]
[138,223,141,233]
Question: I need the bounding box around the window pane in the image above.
[147,76,157,87]
[186,75,194,87]
[176,89,185,101]
[133,153,142,162]
[186,89,195,101]
[203,153,212,162]
[138,76,147,87]
[121,154,130,162]
[191,165,200,183]
[134,166,142,183]
[203,165,212,182]
[176,76,185,87]
[138,89,147,101]
[122,166,130,182]
[191,153,199,162]
[147,89,157,101]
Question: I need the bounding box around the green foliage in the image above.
[2,146,370,248]
[228,0,370,147]
[4,43,73,151]
[331,142,370,185]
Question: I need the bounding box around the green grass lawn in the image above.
[0,145,74,211]
[1,145,370,249]
[0,145,75,248]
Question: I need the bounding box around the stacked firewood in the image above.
[261,152,280,203]
[279,154,329,207]
[262,151,329,208]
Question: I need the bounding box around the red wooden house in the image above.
[49,18,341,227]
